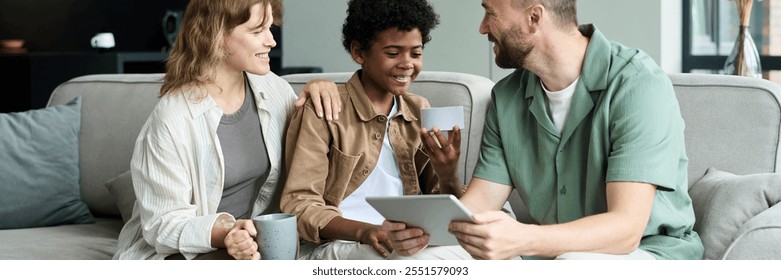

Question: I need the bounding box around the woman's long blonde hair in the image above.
[160,0,283,97]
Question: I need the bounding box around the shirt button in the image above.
[560,186,567,195]
[378,116,387,122]
[362,169,370,176]
[374,132,382,140]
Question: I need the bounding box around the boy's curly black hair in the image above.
[341,0,440,53]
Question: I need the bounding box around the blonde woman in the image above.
[114,0,339,260]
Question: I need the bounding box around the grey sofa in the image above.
[0,71,493,259]
[0,72,778,260]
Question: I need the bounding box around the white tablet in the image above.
[365,194,474,246]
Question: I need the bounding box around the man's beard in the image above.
[491,27,532,69]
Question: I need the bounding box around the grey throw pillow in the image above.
[105,170,136,223]
[0,97,94,229]
[689,167,781,259]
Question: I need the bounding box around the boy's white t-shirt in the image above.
[339,98,403,225]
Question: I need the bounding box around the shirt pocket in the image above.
[414,146,430,177]
[324,145,362,201]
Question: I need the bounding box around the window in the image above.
[683,0,781,83]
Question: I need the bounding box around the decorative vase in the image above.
[723,0,762,78]
[723,25,762,78]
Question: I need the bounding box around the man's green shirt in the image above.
[473,25,704,260]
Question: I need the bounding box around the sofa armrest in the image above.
[722,203,781,260]
[669,73,781,187]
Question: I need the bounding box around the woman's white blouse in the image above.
[114,72,296,260]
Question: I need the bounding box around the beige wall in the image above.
[283,0,683,82]
[281,0,490,78]
[577,0,682,73]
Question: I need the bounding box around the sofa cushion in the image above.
[689,167,781,259]
[46,73,164,217]
[0,97,94,229]
[0,218,122,260]
[722,203,781,259]
[105,170,135,223]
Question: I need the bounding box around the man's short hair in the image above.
[514,0,578,28]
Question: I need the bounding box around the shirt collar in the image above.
[579,24,610,93]
[346,70,417,122]
[184,72,265,118]
[182,89,219,119]
[523,24,610,99]
[245,72,269,101]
